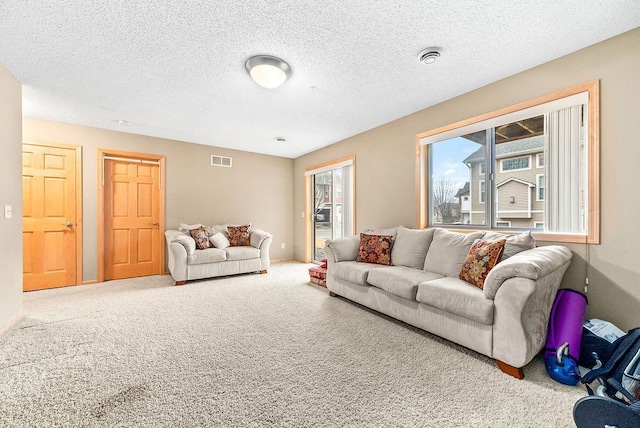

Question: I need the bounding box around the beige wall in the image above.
[23,119,295,281]
[0,62,23,333]
[293,28,640,330]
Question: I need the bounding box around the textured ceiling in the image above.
[1,1,639,158]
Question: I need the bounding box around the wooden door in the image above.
[104,159,161,280]
[22,144,77,291]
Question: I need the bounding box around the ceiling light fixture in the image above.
[418,47,442,64]
[245,55,292,89]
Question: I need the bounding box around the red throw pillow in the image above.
[356,233,394,266]
[189,227,211,250]
[227,225,251,246]
[459,239,506,289]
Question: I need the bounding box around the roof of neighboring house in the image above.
[496,177,535,188]
[463,135,544,164]
[456,182,470,197]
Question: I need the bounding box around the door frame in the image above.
[97,148,166,283]
[304,155,356,263]
[23,141,83,286]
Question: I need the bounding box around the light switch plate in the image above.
[4,205,12,219]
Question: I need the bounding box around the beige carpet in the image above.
[0,262,584,427]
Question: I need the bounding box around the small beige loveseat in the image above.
[165,223,272,285]
[325,226,572,379]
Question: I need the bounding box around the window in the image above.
[479,180,486,204]
[536,174,545,201]
[417,81,600,244]
[500,156,530,172]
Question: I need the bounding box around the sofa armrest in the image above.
[325,235,360,263]
[483,245,572,300]
[489,245,572,368]
[165,230,196,256]
[250,228,272,249]
[258,234,272,271]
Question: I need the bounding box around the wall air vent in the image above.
[211,155,232,167]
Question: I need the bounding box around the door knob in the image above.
[150,221,159,226]
[62,222,73,228]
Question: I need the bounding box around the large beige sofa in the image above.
[324,226,572,379]
[165,224,272,285]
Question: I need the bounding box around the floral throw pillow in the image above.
[459,239,506,289]
[189,227,212,250]
[356,233,394,265]
[228,225,251,246]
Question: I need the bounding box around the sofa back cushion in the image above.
[483,230,536,259]
[364,227,398,239]
[423,228,484,276]
[391,227,435,269]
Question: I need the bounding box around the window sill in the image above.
[427,225,595,245]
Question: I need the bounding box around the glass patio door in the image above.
[308,159,354,262]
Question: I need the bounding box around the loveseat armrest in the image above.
[256,232,272,271]
[250,228,272,249]
[483,245,572,300]
[165,230,196,256]
[325,235,360,263]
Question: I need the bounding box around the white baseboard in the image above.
[0,311,24,337]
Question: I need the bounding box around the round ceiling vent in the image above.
[418,47,442,65]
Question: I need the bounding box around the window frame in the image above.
[415,80,600,244]
[536,153,545,168]
[478,180,486,204]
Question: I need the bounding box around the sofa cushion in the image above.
[189,227,212,250]
[228,225,251,246]
[416,277,495,325]
[356,233,394,266]
[364,227,398,239]
[423,228,484,277]
[483,230,536,260]
[332,261,385,286]
[209,224,229,237]
[459,239,506,289]
[391,227,435,269]
[187,247,227,265]
[367,266,443,300]
[210,232,230,249]
[180,223,217,236]
[225,246,260,261]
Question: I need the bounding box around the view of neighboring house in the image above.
[455,182,470,225]
[460,134,545,229]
